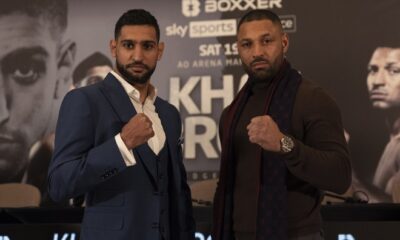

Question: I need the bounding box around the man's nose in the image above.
[132,47,144,62]
[252,43,264,58]
[0,81,10,124]
[372,70,386,86]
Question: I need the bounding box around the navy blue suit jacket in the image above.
[48,74,195,240]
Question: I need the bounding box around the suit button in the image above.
[153,191,159,196]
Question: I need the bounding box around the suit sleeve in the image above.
[214,108,228,201]
[283,85,352,194]
[47,89,126,202]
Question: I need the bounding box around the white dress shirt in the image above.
[111,70,166,166]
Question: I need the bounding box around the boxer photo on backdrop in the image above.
[0,0,75,203]
[353,47,400,203]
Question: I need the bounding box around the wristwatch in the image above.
[280,135,294,153]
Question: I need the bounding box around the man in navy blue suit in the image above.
[48,9,195,240]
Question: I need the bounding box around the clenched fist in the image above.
[247,115,284,152]
[120,113,154,149]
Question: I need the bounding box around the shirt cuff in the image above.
[115,133,136,166]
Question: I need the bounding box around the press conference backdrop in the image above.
[1,0,400,205]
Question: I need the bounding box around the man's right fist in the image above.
[120,113,154,149]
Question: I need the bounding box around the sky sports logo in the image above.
[165,15,296,38]
[182,0,283,17]
[166,19,236,38]
[190,19,236,38]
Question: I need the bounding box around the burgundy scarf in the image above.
[213,60,302,240]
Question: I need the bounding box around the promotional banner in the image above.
[1,0,400,205]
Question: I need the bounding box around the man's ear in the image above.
[54,39,76,99]
[45,40,76,136]
[157,41,165,61]
[110,39,117,58]
[282,33,289,54]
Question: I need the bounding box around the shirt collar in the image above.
[110,70,157,104]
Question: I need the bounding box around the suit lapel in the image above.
[134,144,158,189]
[100,73,158,187]
[155,98,184,198]
[100,73,136,123]
[155,98,176,156]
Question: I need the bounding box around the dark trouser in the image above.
[234,231,324,240]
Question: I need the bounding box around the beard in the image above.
[116,59,156,85]
[243,56,283,84]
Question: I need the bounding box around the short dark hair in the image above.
[73,52,112,85]
[114,9,160,42]
[0,0,68,38]
[238,9,282,32]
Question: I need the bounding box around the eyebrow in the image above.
[239,33,272,42]
[121,39,157,44]
[2,46,49,61]
[385,62,400,68]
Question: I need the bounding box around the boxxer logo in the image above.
[183,0,283,17]
[182,0,201,17]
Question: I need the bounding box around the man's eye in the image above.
[3,59,45,85]
[368,66,378,75]
[262,39,272,44]
[143,43,155,50]
[241,42,251,48]
[388,67,400,75]
[123,42,134,49]
[12,68,39,84]
[75,75,103,88]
